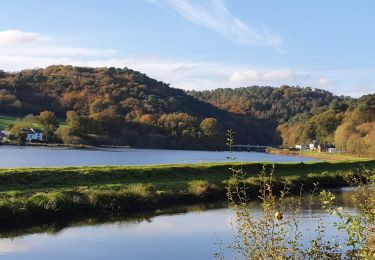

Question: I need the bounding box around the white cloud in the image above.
[0,29,45,47]
[230,69,295,83]
[0,240,31,254]
[151,0,281,47]
[317,77,334,86]
[0,29,116,65]
[1,29,374,97]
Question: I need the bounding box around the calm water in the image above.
[0,146,319,167]
[0,189,355,259]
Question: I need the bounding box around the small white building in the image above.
[26,128,43,142]
[309,140,319,150]
[0,130,11,141]
[295,144,303,150]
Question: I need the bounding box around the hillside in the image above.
[0,66,278,148]
[189,86,353,123]
[2,66,373,154]
[189,86,375,157]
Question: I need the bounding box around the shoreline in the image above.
[266,147,373,162]
[0,141,132,150]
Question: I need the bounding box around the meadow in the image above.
[0,160,374,223]
[0,114,18,130]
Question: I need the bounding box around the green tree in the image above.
[10,121,33,142]
[199,118,219,136]
[66,111,88,135]
[38,111,59,142]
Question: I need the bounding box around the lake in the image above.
[0,188,355,259]
[0,146,319,167]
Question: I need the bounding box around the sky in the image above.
[1,0,375,97]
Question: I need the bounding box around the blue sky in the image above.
[1,0,375,97]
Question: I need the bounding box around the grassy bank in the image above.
[0,160,374,223]
[0,113,66,130]
[267,147,373,162]
[0,114,18,130]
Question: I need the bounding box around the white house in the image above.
[26,128,43,142]
[309,140,319,150]
[295,144,304,150]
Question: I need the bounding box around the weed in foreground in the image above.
[218,130,375,259]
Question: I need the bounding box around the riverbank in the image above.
[0,160,374,223]
[267,147,373,162]
[0,141,132,149]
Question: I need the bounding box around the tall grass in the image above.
[220,130,375,259]
[188,180,210,196]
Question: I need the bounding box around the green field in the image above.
[0,160,374,223]
[0,114,19,130]
[0,114,67,131]
[267,147,374,162]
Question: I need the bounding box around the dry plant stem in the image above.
[222,129,375,259]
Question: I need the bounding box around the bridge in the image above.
[230,144,271,152]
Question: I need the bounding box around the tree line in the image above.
[277,94,375,157]
[0,66,278,149]
[1,65,374,155]
[190,86,375,157]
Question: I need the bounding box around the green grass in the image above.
[0,160,374,222]
[0,113,66,130]
[267,147,373,162]
[0,114,19,130]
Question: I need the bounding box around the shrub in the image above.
[28,192,68,212]
[187,180,210,196]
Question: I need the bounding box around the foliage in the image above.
[225,166,321,259]
[222,131,375,258]
[187,180,210,196]
[199,117,220,136]
[0,65,281,148]
[38,111,59,141]
[278,100,375,157]
[278,109,344,146]
[0,65,374,152]
[189,85,352,123]
[334,110,375,157]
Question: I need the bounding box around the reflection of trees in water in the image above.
[0,188,358,240]
[0,201,227,239]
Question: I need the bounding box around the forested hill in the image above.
[0,65,278,148]
[189,86,375,157]
[0,65,223,118]
[188,86,353,123]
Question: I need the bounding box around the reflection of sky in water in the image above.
[0,146,319,167]
[0,191,356,260]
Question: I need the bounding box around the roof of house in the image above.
[0,130,11,136]
[28,128,43,134]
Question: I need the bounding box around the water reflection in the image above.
[0,189,356,259]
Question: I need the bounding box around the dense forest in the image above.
[277,94,375,157]
[189,86,375,156]
[188,86,354,123]
[0,65,374,156]
[0,66,277,149]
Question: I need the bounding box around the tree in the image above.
[66,111,89,135]
[199,118,219,136]
[10,121,33,142]
[158,113,198,137]
[38,111,59,142]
